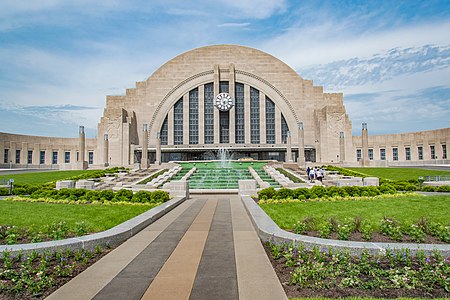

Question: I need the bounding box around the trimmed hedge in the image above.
[27,188,170,204]
[258,185,398,200]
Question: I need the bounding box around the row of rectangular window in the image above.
[357,144,447,161]
[3,149,94,164]
[163,83,290,145]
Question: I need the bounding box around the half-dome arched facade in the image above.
[98,45,353,166]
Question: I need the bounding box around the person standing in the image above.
[306,166,310,177]
[309,168,315,182]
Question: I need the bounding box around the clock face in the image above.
[214,93,234,111]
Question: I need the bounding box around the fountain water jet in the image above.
[217,148,233,168]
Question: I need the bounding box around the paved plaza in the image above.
[47,195,287,300]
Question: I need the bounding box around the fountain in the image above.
[217,148,233,168]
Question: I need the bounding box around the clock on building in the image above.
[214,93,234,111]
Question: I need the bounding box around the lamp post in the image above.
[418,177,425,191]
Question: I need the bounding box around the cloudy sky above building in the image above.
[0,0,449,138]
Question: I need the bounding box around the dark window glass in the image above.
[250,87,260,144]
[235,83,245,143]
[173,98,183,145]
[28,150,33,164]
[393,148,398,161]
[266,97,275,144]
[356,149,361,161]
[368,149,373,160]
[405,147,411,160]
[418,146,423,160]
[380,149,386,160]
[281,114,289,144]
[40,151,45,164]
[88,152,94,164]
[65,151,70,163]
[204,83,214,144]
[52,151,58,164]
[160,116,168,145]
[189,88,199,144]
[15,149,20,164]
[3,149,9,163]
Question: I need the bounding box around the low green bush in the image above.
[421,186,437,192]
[437,185,450,192]
[25,187,170,204]
[258,185,396,201]
[258,187,276,200]
[0,187,9,196]
[151,190,170,202]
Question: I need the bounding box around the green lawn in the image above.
[260,195,450,230]
[346,167,450,181]
[0,170,99,185]
[0,200,151,232]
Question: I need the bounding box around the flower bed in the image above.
[259,193,450,244]
[265,241,450,298]
[0,246,110,299]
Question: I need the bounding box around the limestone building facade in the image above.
[0,45,449,169]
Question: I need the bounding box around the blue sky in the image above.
[0,0,449,138]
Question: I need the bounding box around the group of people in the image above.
[306,166,325,182]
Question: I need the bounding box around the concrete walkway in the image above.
[47,195,287,300]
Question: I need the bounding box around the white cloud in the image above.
[217,22,251,28]
[261,20,450,69]
[218,0,287,19]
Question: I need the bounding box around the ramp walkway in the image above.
[47,195,287,300]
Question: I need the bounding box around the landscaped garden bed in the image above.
[0,189,170,245]
[259,191,449,244]
[0,246,111,299]
[265,241,449,298]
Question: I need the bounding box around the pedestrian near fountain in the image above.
[309,168,315,182]
[306,166,310,177]
[316,168,323,182]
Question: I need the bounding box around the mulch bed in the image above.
[264,244,449,298]
[299,231,446,244]
[0,248,112,300]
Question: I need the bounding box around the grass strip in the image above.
[346,167,450,181]
[0,200,151,232]
[260,194,450,230]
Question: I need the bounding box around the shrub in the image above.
[151,190,170,202]
[421,186,437,192]
[0,187,9,196]
[82,190,100,201]
[406,224,426,243]
[99,190,115,201]
[342,186,361,197]
[311,186,327,198]
[113,189,133,202]
[293,188,310,199]
[57,189,72,199]
[258,187,276,200]
[70,189,88,199]
[380,217,403,241]
[360,223,374,241]
[275,188,293,199]
[318,221,333,238]
[337,223,353,240]
[12,187,27,195]
[379,183,397,194]
[132,190,152,203]
[437,185,450,192]
[293,221,307,234]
